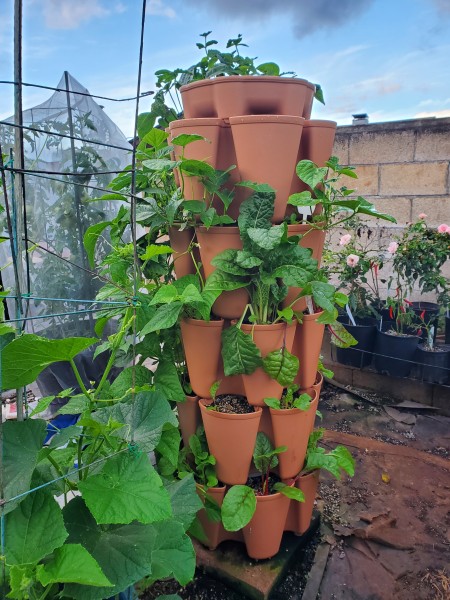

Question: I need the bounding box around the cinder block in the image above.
[371,197,412,226]
[380,162,448,196]
[411,196,450,226]
[352,369,434,405]
[340,164,379,196]
[415,129,450,162]
[349,130,415,165]
[333,134,350,165]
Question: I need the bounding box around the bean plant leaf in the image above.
[171,133,205,147]
[221,325,262,376]
[296,160,328,189]
[56,394,89,415]
[5,490,68,564]
[221,485,256,531]
[1,335,98,390]
[28,395,55,417]
[2,419,47,514]
[262,348,299,386]
[140,301,183,334]
[257,62,280,76]
[36,544,112,587]
[288,191,318,207]
[84,222,111,269]
[109,365,153,398]
[141,244,173,261]
[154,359,185,402]
[78,453,172,524]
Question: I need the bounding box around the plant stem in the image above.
[69,359,91,400]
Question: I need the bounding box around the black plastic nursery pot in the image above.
[412,301,440,343]
[415,344,450,385]
[373,328,420,378]
[445,316,450,345]
[335,317,377,368]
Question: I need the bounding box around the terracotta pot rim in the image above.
[181,76,315,91]
[295,310,325,322]
[200,399,262,420]
[298,469,320,481]
[315,372,324,386]
[303,119,337,129]
[169,117,225,128]
[182,317,224,327]
[195,482,227,493]
[180,394,199,402]
[196,225,240,235]
[268,389,318,415]
[241,321,296,332]
[229,115,305,125]
[250,478,296,503]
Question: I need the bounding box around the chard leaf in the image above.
[329,321,358,348]
[273,483,305,502]
[332,446,355,477]
[235,250,262,268]
[211,249,249,276]
[264,397,281,409]
[262,347,299,386]
[203,270,249,292]
[221,485,256,531]
[293,393,312,411]
[247,224,286,250]
[311,281,336,313]
[221,325,262,376]
[238,191,274,235]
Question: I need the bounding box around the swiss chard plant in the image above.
[303,429,355,479]
[0,325,200,599]
[288,157,397,230]
[220,433,305,532]
[264,385,312,411]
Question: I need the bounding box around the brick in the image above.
[340,164,379,195]
[415,128,450,161]
[411,196,450,226]
[349,130,415,165]
[369,197,412,226]
[380,162,448,196]
[333,134,349,165]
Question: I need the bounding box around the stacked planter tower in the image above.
[171,76,337,559]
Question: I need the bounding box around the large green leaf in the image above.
[109,365,153,398]
[171,133,205,147]
[247,224,285,250]
[155,424,181,477]
[78,452,172,524]
[92,391,177,452]
[146,520,196,586]
[154,359,185,402]
[296,160,327,189]
[2,335,97,389]
[5,490,68,565]
[165,475,203,532]
[238,191,274,235]
[287,191,318,207]
[140,301,183,335]
[221,325,262,376]
[203,270,249,293]
[36,544,112,587]
[211,249,249,276]
[2,419,47,514]
[221,485,256,531]
[329,320,358,348]
[262,348,299,386]
[83,221,111,269]
[311,281,336,313]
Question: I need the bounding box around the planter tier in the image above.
[229,115,305,223]
[285,470,320,535]
[241,321,297,406]
[177,394,200,448]
[195,226,248,320]
[200,400,262,485]
[180,76,315,119]
[294,312,326,389]
[168,226,201,279]
[181,317,224,398]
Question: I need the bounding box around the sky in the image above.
[1,0,450,138]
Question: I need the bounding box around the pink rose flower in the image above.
[387,241,398,254]
[339,234,352,246]
[418,213,427,219]
[346,254,360,267]
[437,223,450,234]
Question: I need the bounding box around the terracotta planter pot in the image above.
[285,470,319,534]
[269,389,319,479]
[181,318,224,398]
[199,400,262,485]
[196,484,227,550]
[229,115,305,223]
[241,321,297,406]
[180,76,316,119]
[195,226,248,319]
[293,312,326,389]
[243,483,293,559]
[169,118,222,201]
[177,394,200,448]
[289,119,337,194]
[282,224,326,312]
[302,373,323,434]
[168,226,201,279]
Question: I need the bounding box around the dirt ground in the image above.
[143,382,450,599]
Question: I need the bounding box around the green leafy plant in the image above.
[288,157,397,231]
[264,385,312,410]
[220,433,305,532]
[303,429,355,479]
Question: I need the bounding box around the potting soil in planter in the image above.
[209,394,255,414]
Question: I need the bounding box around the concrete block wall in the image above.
[329,117,450,301]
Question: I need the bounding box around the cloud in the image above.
[147,0,176,19]
[431,0,450,14]
[183,0,374,38]
[41,0,125,29]
[415,109,450,118]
